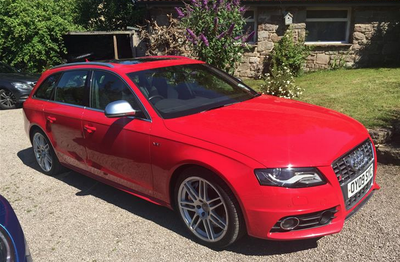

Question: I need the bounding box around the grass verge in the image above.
[244,68,400,129]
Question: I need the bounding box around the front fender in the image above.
[150,135,264,234]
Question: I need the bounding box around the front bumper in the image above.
[8,86,32,104]
[14,89,31,103]
[242,164,380,240]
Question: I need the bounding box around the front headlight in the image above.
[11,82,32,90]
[254,167,326,188]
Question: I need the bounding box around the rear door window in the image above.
[54,70,89,106]
[34,73,61,100]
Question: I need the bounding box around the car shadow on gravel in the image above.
[18,147,320,255]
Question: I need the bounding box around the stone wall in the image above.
[353,7,400,67]
[147,5,400,78]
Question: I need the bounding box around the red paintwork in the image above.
[23,56,380,240]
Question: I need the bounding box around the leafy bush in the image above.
[259,65,303,99]
[0,0,80,73]
[176,0,253,74]
[271,28,312,76]
[139,14,187,56]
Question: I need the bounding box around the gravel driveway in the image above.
[1,109,399,262]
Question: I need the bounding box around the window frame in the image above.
[244,9,257,44]
[305,7,352,44]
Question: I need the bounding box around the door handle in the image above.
[46,116,56,123]
[84,125,96,134]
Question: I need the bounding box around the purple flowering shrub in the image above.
[176,0,253,73]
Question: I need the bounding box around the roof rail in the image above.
[51,62,114,69]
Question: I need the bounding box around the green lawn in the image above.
[244,68,400,129]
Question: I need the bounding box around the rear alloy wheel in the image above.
[32,131,61,175]
[0,89,17,109]
[175,168,244,248]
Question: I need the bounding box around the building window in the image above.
[305,8,351,43]
[243,10,257,43]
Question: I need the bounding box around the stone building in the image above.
[137,0,400,78]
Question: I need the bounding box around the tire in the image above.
[31,130,62,175]
[0,89,17,109]
[175,167,245,249]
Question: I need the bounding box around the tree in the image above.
[176,0,253,74]
[0,0,80,72]
[75,0,144,31]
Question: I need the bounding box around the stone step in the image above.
[376,143,400,165]
[368,128,393,145]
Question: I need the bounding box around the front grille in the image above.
[332,139,374,186]
[270,207,338,232]
[332,139,375,209]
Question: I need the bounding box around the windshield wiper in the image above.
[203,102,238,112]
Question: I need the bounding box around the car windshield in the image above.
[127,64,259,119]
[0,62,17,73]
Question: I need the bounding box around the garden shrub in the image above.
[259,65,303,99]
[176,0,254,74]
[271,28,312,76]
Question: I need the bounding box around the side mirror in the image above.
[104,100,140,118]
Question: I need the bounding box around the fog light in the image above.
[280,217,300,231]
[319,210,333,225]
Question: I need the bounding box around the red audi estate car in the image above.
[23,56,380,248]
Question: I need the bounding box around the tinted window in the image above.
[54,71,88,106]
[90,71,140,110]
[34,73,61,100]
[128,64,258,119]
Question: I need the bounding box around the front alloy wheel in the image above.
[0,89,17,109]
[176,168,244,248]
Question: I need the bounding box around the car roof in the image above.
[50,56,205,74]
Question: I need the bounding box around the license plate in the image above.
[347,164,374,198]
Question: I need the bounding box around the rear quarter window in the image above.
[54,70,89,106]
[34,73,61,100]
